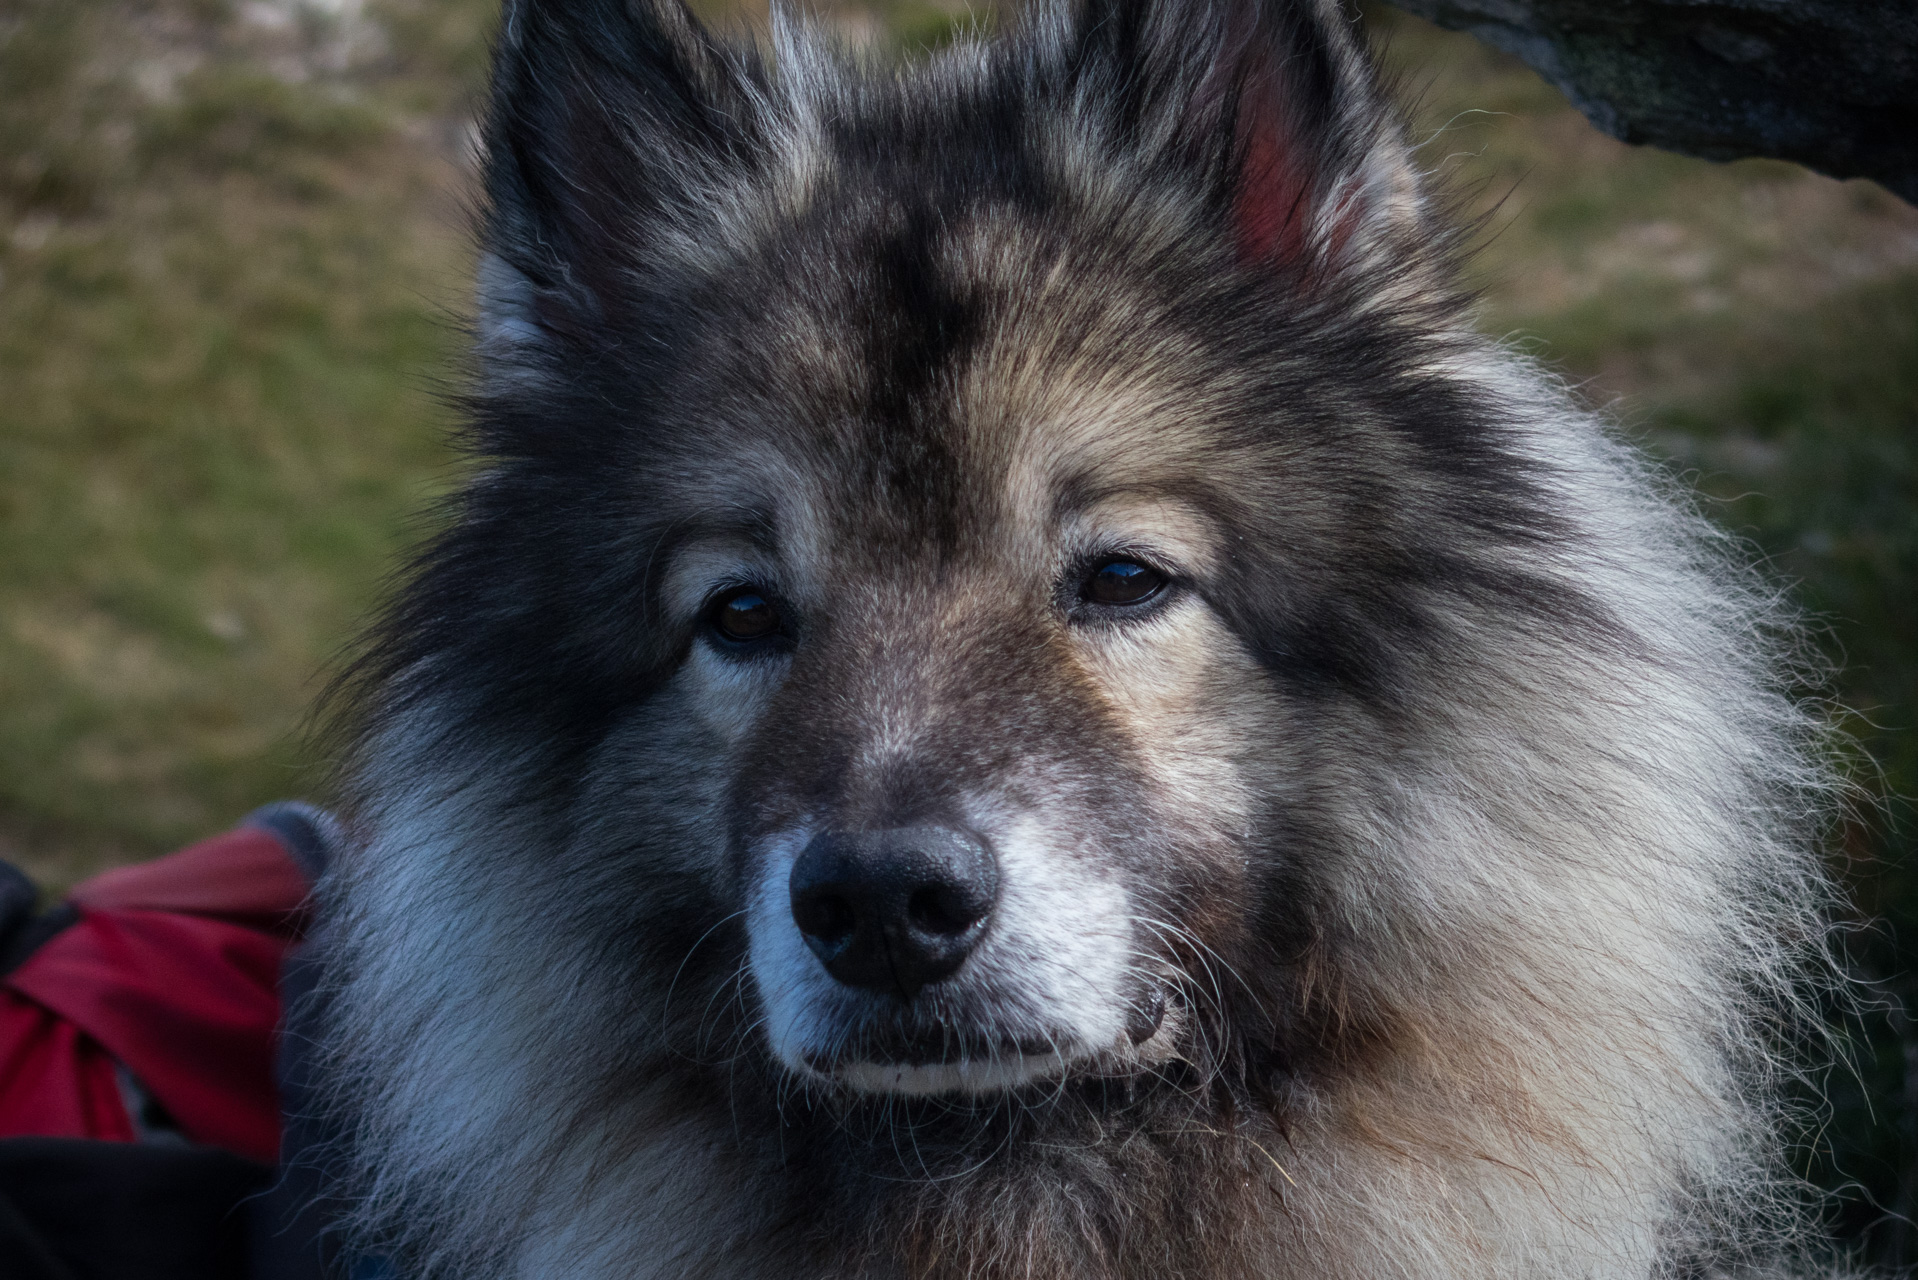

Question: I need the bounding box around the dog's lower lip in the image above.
[804,1035,1054,1072]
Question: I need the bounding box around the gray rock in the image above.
[1384,0,1918,201]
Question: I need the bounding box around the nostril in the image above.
[906,884,986,936]
[794,891,856,946]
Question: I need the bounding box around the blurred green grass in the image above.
[3,0,1916,1253]
[0,0,475,883]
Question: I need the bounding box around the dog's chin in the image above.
[793,1003,1186,1099]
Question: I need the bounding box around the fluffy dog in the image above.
[319,0,1842,1275]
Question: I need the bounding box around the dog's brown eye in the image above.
[1083,560,1166,607]
[712,589,781,642]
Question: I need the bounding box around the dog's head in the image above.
[360,0,1593,1110]
[331,5,1832,1275]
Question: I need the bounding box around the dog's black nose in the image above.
[789,827,998,999]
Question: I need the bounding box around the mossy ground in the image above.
[3,0,1914,1258]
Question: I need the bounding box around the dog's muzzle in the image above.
[753,821,1181,1096]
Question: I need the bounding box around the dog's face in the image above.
[655,254,1281,1094]
[364,0,1561,1118]
[697,448,1245,1094]
[544,217,1278,1099]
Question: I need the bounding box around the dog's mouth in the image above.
[804,1029,1059,1071]
[797,988,1181,1097]
[821,1050,1075,1096]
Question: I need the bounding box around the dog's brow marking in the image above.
[1059,495,1224,576]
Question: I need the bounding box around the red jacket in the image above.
[0,822,313,1164]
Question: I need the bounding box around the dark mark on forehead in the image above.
[805,197,977,564]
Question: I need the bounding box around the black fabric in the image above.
[0,899,78,979]
[0,859,80,980]
[248,942,346,1280]
[0,1182,80,1280]
[0,1138,269,1280]
[0,860,35,943]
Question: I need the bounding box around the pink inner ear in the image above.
[1232,93,1316,265]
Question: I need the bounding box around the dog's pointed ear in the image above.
[1059,0,1429,284]
[477,0,762,365]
